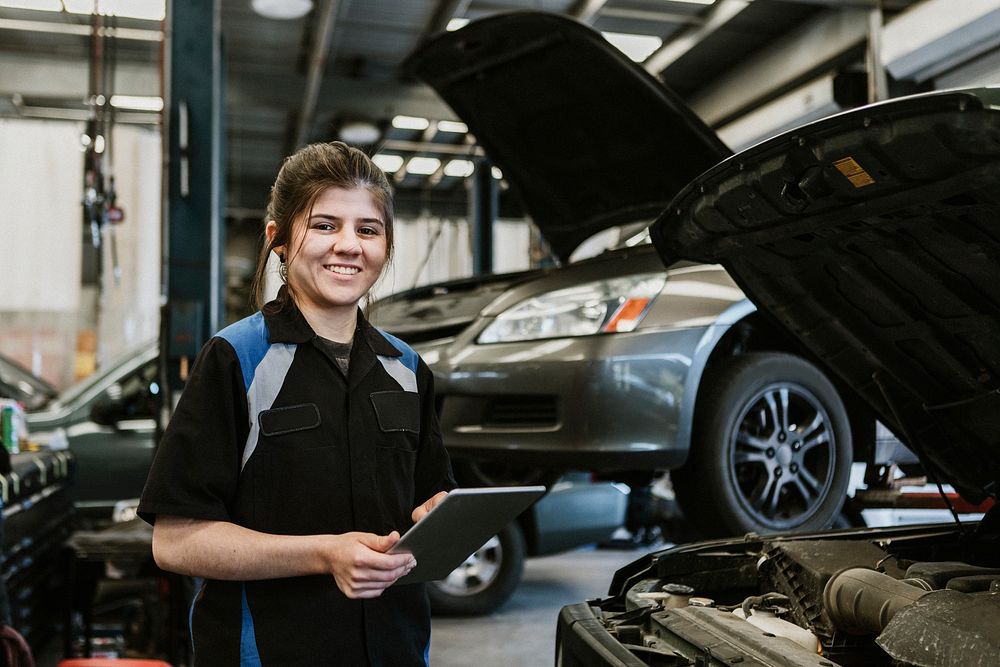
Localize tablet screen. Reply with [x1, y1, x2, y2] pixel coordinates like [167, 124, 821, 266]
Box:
[391, 486, 546, 584]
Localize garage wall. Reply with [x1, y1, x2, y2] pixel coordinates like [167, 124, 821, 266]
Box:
[94, 125, 161, 365]
[0, 118, 160, 388]
[0, 118, 83, 388]
[373, 216, 531, 300]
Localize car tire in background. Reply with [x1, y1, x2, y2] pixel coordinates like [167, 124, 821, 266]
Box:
[675, 352, 853, 538]
[427, 521, 526, 616]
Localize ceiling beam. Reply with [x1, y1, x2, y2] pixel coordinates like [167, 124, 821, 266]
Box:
[643, 0, 750, 75]
[0, 17, 161, 41]
[0, 51, 158, 97]
[293, 0, 344, 148]
[423, 0, 471, 37]
[569, 0, 608, 24]
[380, 139, 484, 157]
[600, 7, 704, 25]
[882, 0, 1000, 82]
[688, 7, 869, 126]
[229, 75, 455, 122]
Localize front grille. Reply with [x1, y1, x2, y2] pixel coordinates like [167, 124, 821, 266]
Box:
[483, 395, 558, 427]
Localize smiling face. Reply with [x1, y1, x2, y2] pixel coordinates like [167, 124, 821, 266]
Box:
[268, 186, 388, 330]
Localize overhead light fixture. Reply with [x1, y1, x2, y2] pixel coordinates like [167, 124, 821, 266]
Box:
[64, 0, 166, 20]
[0, 0, 60, 11]
[109, 95, 163, 111]
[436, 120, 468, 134]
[251, 0, 312, 20]
[446, 18, 469, 31]
[338, 120, 381, 144]
[602, 32, 663, 62]
[491, 166, 503, 180]
[392, 115, 430, 131]
[372, 154, 404, 173]
[444, 159, 475, 178]
[406, 157, 441, 175]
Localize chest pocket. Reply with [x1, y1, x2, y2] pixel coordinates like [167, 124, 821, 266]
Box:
[259, 403, 321, 437]
[370, 391, 419, 437]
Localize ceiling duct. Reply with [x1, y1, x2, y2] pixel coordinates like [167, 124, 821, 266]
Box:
[882, 0, 1000, 83]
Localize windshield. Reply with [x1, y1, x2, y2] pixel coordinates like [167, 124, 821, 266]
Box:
[56, 342, 157, 406]
[568, 222, 651, 263]
[0, 354, 57, 411]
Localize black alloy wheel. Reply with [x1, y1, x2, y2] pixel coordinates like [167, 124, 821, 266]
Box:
[674, 352, 853, 537]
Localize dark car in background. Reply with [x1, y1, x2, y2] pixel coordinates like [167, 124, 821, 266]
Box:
[21, 342, 159, 522]
[555, 86, 1000, 667]
[374, 11, 881, 542]
[0, 353, 57, 412]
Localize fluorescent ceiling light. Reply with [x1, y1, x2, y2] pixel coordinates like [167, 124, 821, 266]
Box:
[491, 166, 503, 180]
[446, 18, 469, 31]
[372, 154, 404, 173]
[406, 157, 441, 175]
[110, 94, 162, 111]
[436, 120, 468, 134]
[251, 0, 312, 20]
[602, 31, 663, 62]
[338, 120, 380, 144]
[0, 1, 61, 11]
[444, 159, 474, 178]
[63, 0, 165, 20]
[392, 115, 430, 131]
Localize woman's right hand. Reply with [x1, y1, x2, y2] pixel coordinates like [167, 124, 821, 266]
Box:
[323, 531, 417, 598]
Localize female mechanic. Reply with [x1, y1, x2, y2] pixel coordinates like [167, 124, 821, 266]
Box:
[139, 141, 455, 666]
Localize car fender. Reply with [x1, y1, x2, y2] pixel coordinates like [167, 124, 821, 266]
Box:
[673, 299, 758, 461]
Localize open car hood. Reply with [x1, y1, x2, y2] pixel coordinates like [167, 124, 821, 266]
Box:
[406, 12, 730, 262]
[651, 87, 1000, 501]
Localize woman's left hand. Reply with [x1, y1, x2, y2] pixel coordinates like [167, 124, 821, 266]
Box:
[411, 491, 449, 523]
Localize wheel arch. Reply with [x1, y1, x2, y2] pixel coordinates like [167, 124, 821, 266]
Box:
[679, 306, 875, 466]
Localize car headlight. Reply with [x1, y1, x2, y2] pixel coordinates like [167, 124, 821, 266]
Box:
[477, 273, 666, 343]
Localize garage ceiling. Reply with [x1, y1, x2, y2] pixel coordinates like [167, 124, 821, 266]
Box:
[0, 0, 923, 220]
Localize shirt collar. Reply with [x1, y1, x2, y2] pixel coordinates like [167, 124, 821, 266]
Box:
[263, 288, 401, 358]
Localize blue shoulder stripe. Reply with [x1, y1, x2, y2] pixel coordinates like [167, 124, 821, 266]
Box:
[376, 327, 419, 375]
[216, 312, 270, 392]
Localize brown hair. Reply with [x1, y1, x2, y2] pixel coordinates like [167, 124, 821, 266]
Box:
[251, 141, 395, 311]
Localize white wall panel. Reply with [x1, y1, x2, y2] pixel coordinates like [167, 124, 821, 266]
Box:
[0, 118, 82, 312]
[0, 118, 160, 386]
[95, 125, 162, 364]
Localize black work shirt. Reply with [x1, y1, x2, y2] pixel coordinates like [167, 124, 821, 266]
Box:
[138, 297, 455, 666]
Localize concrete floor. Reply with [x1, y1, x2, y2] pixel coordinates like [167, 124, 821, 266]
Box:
[429, 543, 657, 667]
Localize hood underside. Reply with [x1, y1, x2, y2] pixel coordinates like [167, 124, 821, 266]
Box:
[651, 88, 1000, 500]
[407, 11, 730, 262]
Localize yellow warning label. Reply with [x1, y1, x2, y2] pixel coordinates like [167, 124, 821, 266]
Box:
[833, 156, 875, 188]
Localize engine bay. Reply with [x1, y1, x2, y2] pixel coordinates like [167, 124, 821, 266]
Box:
[584, 516, 1000, 667]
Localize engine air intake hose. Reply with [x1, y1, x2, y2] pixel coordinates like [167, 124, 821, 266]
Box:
[822, 567, 931, 635]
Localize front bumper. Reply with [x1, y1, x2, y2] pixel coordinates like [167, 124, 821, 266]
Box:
[556, 602, 651, 667]
[433, 326, 708, 471]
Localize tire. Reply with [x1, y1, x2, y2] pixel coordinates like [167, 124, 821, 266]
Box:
[427, 521, 526, 616]
[675, 352, 853, 537]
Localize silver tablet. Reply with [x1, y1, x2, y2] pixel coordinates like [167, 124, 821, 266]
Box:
[391, 486, 546, 585]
